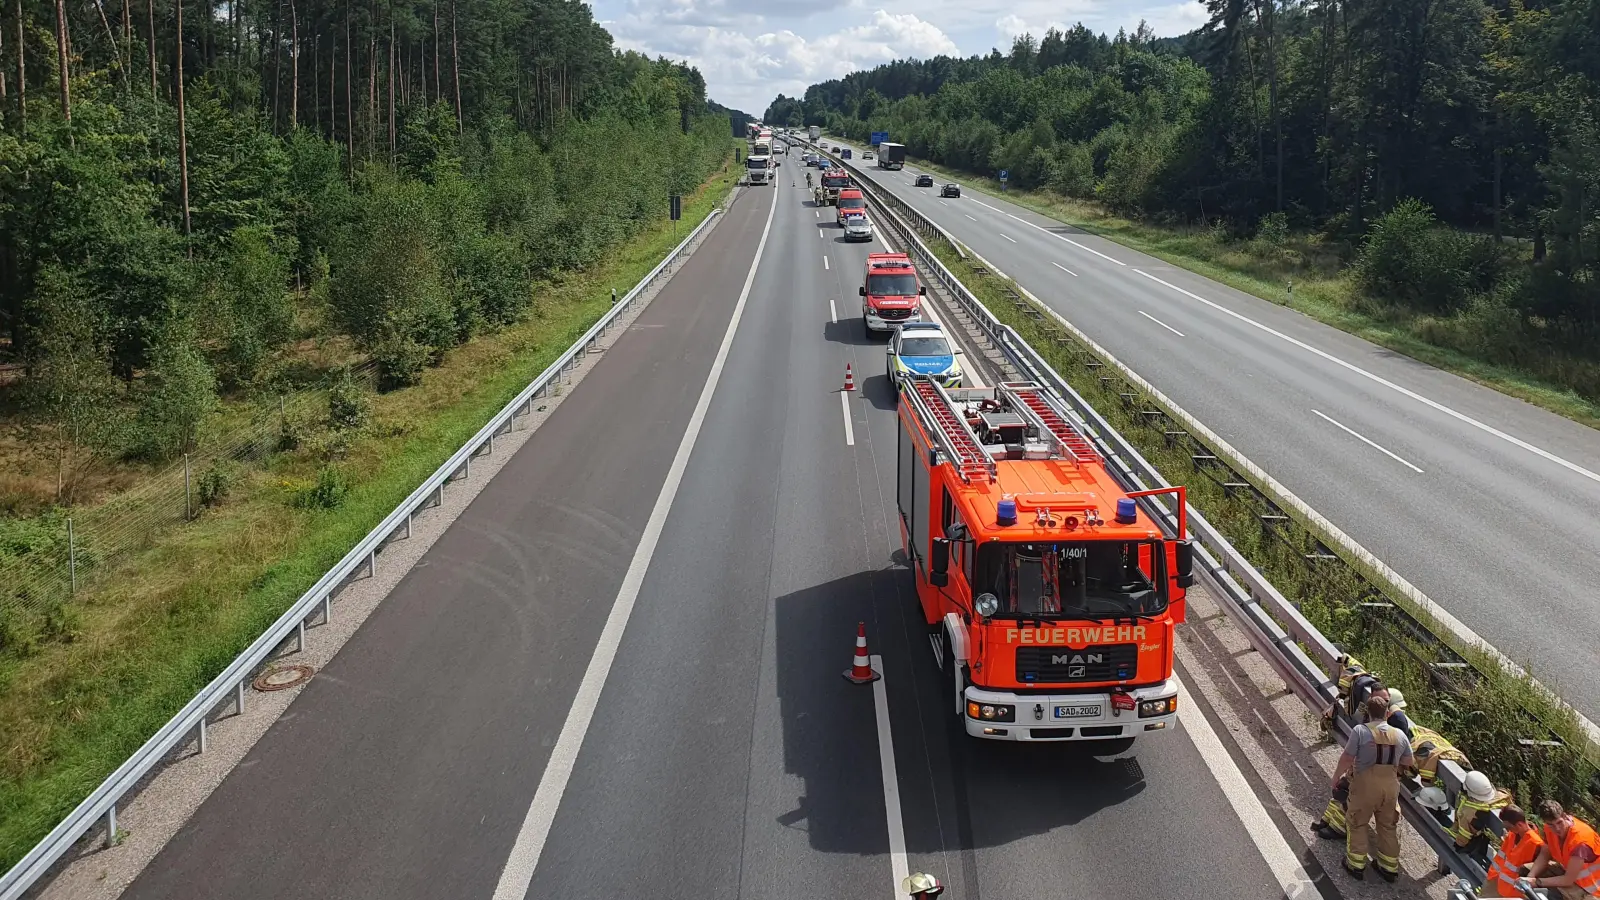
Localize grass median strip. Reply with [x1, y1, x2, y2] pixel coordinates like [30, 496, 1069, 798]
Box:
[916, 229, 1599, 817]
[0, 162, 740, 871]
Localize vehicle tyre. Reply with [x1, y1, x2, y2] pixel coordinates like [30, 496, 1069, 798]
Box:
[1090, 737, 1136, 757]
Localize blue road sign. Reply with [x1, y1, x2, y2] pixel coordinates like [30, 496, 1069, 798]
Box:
[999, 169, 1009, 181]
[870, 131, 889, 146]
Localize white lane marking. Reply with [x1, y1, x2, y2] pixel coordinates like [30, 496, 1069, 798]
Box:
[823, 255, 830, 270]
[490, 187, 780, 900]
[869, 654, 911, 892]
[970, 198, 1005, 215]
[818, 229, 823, 239]
[1172, 649, 1316, 898]
[964, 214, 976, 222]
[1000, 233, 1018, 244]
[1130, 268, 1600, 486]
[1006, 212, 1126, 266]
[829, 296, 838, 324]
[1138, 310, 1185, 337]
[1312, 409, 1424, 473]
[938, 200, 948, 206]
[1052, 262, 1078, 277]
[840, 391, 856, 446]
[815, 210, 819, 218]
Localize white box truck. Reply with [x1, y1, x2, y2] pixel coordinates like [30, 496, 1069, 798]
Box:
[809, 125, 821, 142]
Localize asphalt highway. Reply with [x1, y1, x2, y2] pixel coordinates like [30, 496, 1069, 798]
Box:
[822, 139, 1600, 719]
[121, 175, 1294, 899]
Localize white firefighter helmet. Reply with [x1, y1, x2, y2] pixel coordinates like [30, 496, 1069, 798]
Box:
[1416, 786, 1451, 811]
[902, 873, 945, 897]
[1387, 688, 1407, 710]
[1465, 770, 1496, 803]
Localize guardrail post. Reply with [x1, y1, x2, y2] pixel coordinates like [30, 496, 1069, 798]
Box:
[235, 679, 246, 716]
[196, 716, 208, 754]
[366, 550, 376, 579]
[405, 511, 414, 539]
[323, 592, 334, 624]
[296, 620, 306, 653]
[104, 804, 117, 848]
[463, 456, 472, 480]
[487, 435, 495, 455]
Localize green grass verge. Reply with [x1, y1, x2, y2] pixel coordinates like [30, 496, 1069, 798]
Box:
[0, 155, 741, 871]
[917, 227, 1598, 816]
[894, 153, 1600, 430]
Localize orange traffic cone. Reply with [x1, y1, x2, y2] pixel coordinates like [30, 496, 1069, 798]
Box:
[843, 363, 856, 392]
[843, 622, 880, 684]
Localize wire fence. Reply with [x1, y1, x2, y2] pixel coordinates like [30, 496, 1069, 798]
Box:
[0, 363, 379, 646]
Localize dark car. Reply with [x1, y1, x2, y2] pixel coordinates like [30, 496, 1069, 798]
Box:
[941, 183, 961, 198]
[915, 174, 934, 187]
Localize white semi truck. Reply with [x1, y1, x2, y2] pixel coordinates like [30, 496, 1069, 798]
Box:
[809, 125, 821, 141]
[745, 154, 773, 185]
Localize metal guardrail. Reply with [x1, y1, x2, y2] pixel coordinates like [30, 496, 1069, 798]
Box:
[0, 198, 730, 900]
[808, 139, 1499, 886]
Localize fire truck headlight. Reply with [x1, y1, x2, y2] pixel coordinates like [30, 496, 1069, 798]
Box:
[975, 593, 1000, 617]
[1139, 696, 1178, 718]
[967, 701, 1015, 722]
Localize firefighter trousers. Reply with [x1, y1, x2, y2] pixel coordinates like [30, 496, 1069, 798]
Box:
[1346, 766, 1401, 874]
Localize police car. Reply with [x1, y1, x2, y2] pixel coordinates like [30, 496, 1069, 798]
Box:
[886, 322, 962, 389]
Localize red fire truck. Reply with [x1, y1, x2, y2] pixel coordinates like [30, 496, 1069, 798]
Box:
[895, 377, 1194, 748]
[860, 253, 925, 333]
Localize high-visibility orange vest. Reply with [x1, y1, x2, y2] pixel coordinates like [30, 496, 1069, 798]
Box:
[1488, 828, 1543, 897]
[1542, 818, 1600, 896]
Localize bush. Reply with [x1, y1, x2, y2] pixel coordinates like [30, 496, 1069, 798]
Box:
[197, 462, 235, 508]
[327, 368, 371, 431]
[294, 466, 350, 509]
[1354, 199, 1505, 313]
[373, 327, 432, 391]
[1255, 211, 1290, 247]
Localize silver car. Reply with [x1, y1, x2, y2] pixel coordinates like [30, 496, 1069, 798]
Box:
[842, 215, 874, 242]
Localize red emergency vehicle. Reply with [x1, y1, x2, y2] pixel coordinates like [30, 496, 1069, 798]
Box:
[860, 253, 924, 333]
[835, 189, 867, 224]
[895, 377, 1193, 747]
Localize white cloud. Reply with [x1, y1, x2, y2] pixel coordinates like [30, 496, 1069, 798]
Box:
[607, 9, 959, 114]
[590, 0, 1209, 115]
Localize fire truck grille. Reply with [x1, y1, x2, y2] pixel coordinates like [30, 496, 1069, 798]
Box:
[876, 307, 914, 321]
[1016, 644, 1138, 683]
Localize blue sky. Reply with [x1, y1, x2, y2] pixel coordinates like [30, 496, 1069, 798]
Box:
[588, 0, 1211, 116]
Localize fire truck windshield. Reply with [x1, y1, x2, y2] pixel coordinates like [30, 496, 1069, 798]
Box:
[868, 273, 918, 295]
[974, 540, 1166, 619]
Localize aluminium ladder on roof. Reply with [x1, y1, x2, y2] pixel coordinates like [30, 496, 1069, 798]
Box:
[906, 377, 997, 484]
[997, 381, 1101, 464]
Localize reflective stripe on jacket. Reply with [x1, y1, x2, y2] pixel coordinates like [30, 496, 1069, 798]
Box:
[1488, 829, 1543, 897]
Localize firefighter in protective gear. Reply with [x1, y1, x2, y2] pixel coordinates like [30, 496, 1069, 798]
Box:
[1447, 770, 1511, 864]
[1409, 724, 1471, 788]
[1332, 695, 1413, 881]
[1526, 800, 1600, 899]
[1383, 688, 1415, 739]
[902, 873, 945, 898]
[1488, 805, 1545, 897]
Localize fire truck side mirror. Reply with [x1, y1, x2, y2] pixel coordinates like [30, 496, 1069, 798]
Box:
[859, 286, 867, 296]
[930, 538, 951, 586]
[1175, 539, 1195, 588]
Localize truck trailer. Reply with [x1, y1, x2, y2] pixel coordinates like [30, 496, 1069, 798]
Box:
[877, 142, 906, 170]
